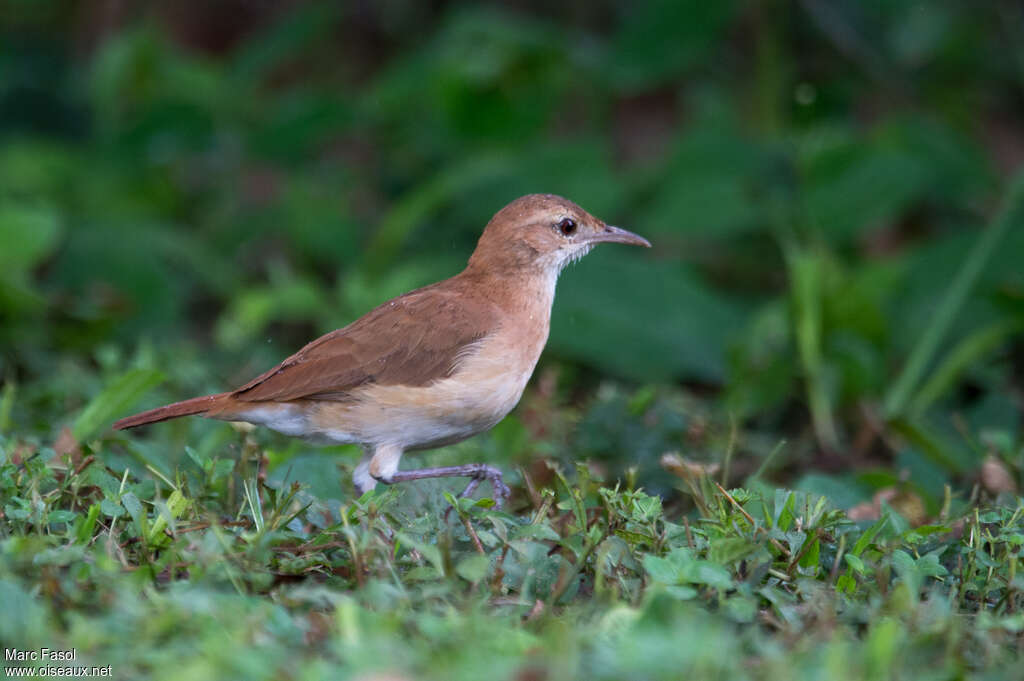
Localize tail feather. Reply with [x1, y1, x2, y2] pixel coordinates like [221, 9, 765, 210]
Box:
[113, 393, 230, 430]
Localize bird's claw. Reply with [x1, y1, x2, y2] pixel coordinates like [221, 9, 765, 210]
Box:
[484, 467, 511, 508]
[443, 465, 509, 521]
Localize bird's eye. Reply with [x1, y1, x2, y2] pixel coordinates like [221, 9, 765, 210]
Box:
[557, 217, 577, 236]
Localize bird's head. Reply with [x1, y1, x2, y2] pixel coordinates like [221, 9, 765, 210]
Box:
[468, 194, 650, 276]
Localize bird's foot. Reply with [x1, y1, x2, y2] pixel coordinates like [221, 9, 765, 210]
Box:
[384, 462, 510, 516]
[443, 464, 510, 521]
[478, 465, 511, 508]
[456, 464, 510, 507]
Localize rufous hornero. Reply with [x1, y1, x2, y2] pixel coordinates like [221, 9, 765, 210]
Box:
[114, 194, 651, 507]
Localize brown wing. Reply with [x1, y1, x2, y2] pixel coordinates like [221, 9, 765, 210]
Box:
[230, 280, 499, 403]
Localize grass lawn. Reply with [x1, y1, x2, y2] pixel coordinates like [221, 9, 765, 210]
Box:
[2, 387, 1022, 679]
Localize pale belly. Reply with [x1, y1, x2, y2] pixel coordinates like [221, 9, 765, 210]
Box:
[234, 332, 539, 450]
[310, 353, 533, 449]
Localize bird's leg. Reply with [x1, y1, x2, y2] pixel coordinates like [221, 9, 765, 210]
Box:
[352, 449, 378, 495]
[378, 463, 511, 508]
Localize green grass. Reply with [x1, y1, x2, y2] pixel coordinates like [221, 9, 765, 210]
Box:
[2, 402, 1022, 680]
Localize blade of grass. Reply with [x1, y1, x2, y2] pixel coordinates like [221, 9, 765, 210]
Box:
[244, 478, 265, 534]
[888, 418, 964, 473]
[783, 244, 839, 451]
[884, 171, 1024, 418]
[749, 439, 787, 483]
[908, 318, 1022, 417]
[73, 368, 165, 442]
[0, 380, 14, 434]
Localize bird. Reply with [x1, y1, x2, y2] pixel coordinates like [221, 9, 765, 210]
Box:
[113, 194, 651, 506]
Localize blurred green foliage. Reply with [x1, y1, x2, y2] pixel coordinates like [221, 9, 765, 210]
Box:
[2, 1, 1021, 424]
[2, 0, 1024, 677]
[4, 0, 1020, 500]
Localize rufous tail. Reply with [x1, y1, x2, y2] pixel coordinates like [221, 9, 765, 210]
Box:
[113, 393, 230, 430]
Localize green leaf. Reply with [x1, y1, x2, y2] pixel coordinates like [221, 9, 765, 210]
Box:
[643, 555, 683, 584]
[512, 524, 561, 542]
[611, 0, 737, 92]
[688, 562, 734, 590]
[148, 489, 189, 541]
[724, 595, 757, 623]
[885, 170, 1024, 418]
[803, 144, 932, 242]
[120, 492, 147, 538]
[0, 204, 61, 274]
[551, 250, 745, 383]
[615, 528, 658, 545]
[798, 538, 821, 570]
[903, 524, 951, 544]
[664, 585, 699, 600]
[645, 548, 734, 591]
[47, 510, 76, 525]
[99, 499, 123, 519]
[185, 446, 209, 470]
[0, 204, 61, 312]
[836, 573, 857, 594]
[72, 368, 165, 442]
[456, 554, 490, 583]
[775, 491, 796, 532]
[916, 551, 949, 579]
[891, 550, 917, 576]
[396, 532, 445, 577]
[74, 504, 101, 544]
[630, 492, 663, 523]
[852, 515, 889, 558]
[211, 459, 236, 483]
[709, 537, 759, 565]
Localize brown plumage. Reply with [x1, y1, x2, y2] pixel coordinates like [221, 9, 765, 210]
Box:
[114, 193, 650, 505]
[113, 393, 231, 429]
[232, 284, 500, 402]
[114, 284, 499, 426]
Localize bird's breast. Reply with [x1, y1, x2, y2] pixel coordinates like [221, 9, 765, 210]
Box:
[310, 320, 548, 449]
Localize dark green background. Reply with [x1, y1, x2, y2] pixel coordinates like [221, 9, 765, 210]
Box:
[1, 0, 1022, 504]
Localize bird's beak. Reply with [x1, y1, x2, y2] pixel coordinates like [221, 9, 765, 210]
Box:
[586, 224, 652, 248]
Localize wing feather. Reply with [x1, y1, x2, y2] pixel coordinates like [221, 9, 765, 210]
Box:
[230, 281, 498, 403]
